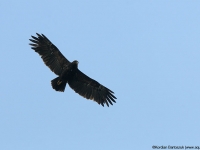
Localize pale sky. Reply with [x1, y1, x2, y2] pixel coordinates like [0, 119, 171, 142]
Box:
[1, 1, 200, 149]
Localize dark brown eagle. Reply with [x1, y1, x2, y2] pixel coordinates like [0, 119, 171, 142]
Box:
[29, 33, 116, 107]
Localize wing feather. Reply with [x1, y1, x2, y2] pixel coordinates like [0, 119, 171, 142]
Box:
[68, 69, 116, 107]
[29, 33, 70, 75]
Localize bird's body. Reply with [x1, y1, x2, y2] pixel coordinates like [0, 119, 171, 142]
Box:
[51, 60, 78, 92]
[29, 33, 116, 107]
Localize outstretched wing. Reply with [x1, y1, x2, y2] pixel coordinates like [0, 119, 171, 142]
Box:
[29, 33, 70, 75]
[68, 69, 116, 107]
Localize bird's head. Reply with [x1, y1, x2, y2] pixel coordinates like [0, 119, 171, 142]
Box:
[73, 60, 79, 64]
[72, 60, 79, 68]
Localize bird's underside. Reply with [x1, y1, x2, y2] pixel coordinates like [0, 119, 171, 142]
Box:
[29, 33, 116, 107]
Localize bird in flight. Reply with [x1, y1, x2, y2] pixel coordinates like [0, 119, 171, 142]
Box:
[29, 33, 116, 107]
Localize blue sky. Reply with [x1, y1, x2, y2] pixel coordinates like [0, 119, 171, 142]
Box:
[1, 1, 200, 149]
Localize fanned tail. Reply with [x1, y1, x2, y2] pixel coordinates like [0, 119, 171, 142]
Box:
[51, 77, 66, 92]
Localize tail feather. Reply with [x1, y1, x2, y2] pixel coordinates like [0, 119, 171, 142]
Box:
[51, 77, 67, 92]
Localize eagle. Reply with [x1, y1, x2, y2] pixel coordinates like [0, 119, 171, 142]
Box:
[29, 33, 116, 107]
